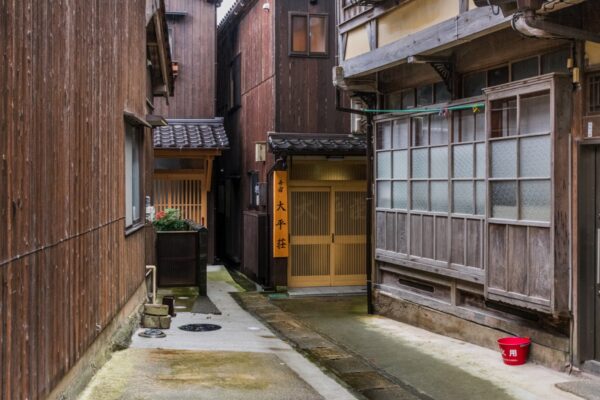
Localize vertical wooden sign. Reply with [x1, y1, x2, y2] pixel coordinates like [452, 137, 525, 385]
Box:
[273, 170, 289, 258]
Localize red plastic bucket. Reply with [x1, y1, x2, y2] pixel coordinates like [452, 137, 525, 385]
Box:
[497, 337, 531, 365]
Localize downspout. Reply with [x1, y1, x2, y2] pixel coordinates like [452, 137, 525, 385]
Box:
[336, 88, 374, 315]
[512, 8, 600, 43]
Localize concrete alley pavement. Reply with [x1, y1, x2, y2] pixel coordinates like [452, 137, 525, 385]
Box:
[78, 266, 356, 400]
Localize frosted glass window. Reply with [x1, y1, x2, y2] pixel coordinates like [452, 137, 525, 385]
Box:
[475, 143, 485, 178]
[377, 122, 392, 149]
[393, 119, 409, 149]
[520, 180, 551, 221]
[491, 140, 517, 178]
[412, 148, 429, 179]
[541, 49, 569, 74]
[291, 15, 308, 53]
[475, 111, 485, 141]
[430, 147, 448, 179]
[412, 182, 429, 211]
[453, 144, 473, 178]
[453, 181, 473, 214]
[125, 124, 141, 228]
[476, 181, 486, 215]
[491, 181, 517, 219]
[458, 111, 475, 142]
[430, 114, 449, 145]
[520, 136, 550, 177]
[377, 181, 392, 208]
[491, 98, 517, 137]
[393, 150, 408, 179]
[431, 181, 448, 212]
[520, 92, 550, 135]
[393, 181, 408, 209]
[402, 89, 415, 109]
[377, 152, 392, 179]
[309, 16, 327, 54]
[412, 117, 429, 147]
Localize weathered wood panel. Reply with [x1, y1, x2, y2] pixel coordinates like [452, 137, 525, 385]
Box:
[410, 214, 422, 257]
[466, 219, 481, 269]
[435, 216, 448, 262]
[0, 0, 153, 398]
[397, 213, 408, 254]
[529, 227, 552, 300]
[451, 218, 465, 265]
[385, 212, 396, 252]
[488, 224, 507, 290]
[155, 0, 216, 118]
[422, 215, 434, 259]
[507, 225, 528, 295]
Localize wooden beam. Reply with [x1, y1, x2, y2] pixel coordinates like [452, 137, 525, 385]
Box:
[205, 157, 214, 191]
[339, 6, 510, 78]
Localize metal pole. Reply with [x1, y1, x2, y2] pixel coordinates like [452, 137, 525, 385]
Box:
[365, 113, 374, 315]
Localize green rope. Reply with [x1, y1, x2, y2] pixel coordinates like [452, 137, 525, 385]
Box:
[362, 102, 485, 114]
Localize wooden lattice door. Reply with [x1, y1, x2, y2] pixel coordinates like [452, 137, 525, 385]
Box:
[154, 179, 203, 224]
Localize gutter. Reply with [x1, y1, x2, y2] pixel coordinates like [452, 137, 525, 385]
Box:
[513, 8, 600, 43]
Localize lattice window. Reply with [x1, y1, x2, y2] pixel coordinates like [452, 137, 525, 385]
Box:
[588, 73, 600, 114]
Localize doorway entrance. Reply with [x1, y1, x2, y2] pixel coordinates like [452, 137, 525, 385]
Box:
[578, 144, 600, 371]
[288, 186, 367, 288]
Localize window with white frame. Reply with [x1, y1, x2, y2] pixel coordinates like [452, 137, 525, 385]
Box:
[125, 123, 143, 229]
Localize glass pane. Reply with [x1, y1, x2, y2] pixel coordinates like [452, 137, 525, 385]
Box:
[491, 181, 517, 219]
[402, 89, 415, 109]
[431, 181, 448, 212]
[291, 15, 308, 53]
[491, 98, 517, 137]
[520, 92, 550, 135]
[393, 150, 408, 179]
[458, 110, 475, 142]
[453, 144, 473, 178]
[512, 57, 539, 81]
[417, 85, 433, 107]
[377, 181, 391, 208]
[392, 119, 409, 149]
[520, 135, 550, 177]
[377, 151, 392, 179]
[393, 181, 408, 209]
[430, 114, 449, 145]
[412, 116, 429, 147]
[453, 181, 474, 214]
[412, 148, 429, 179]
[412, 181, 429, 211]
[435, 81, 451, 103]
[430, 147, 448, 179]
[475, 143, 485, 178]
[385, 93, 402, 110]
[463, 71, 486, 98]
[520, 180, 551, 222]
[541, 49, 569, 74]
[376, 122, 392, 149]
[491, 139, 517, 178]
[309, 16, 327, 53]
[476, 180, 486, 215]
[475, 110, 485, 141]
[488, 66, 509, 87]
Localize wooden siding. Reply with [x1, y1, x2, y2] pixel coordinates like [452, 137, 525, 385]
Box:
[0, 1, 153, 398]
[155, 0, 216, 118]
[276, 0, 349, 134]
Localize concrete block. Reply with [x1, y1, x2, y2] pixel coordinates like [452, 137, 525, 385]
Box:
[144, 304, 169, 316]
[142, 315, 160, 329]
[159, 316, 171, 329]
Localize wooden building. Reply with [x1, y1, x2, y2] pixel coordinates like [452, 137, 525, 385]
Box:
[216, 0, 367, 288]
[0, 1, 174, 398]
[334, 0, 600, 372]
[151, 0, 228, 263]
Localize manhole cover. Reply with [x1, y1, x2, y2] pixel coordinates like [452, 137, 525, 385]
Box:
[179, 323, 222, 332]
[138, 329, 166, 338]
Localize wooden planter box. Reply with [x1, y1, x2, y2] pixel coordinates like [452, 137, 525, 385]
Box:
[156, 222, 207, 295]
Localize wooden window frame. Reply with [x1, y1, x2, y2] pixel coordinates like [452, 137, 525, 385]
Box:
[289, 12, 329, 58]
[124, 116, 146, 235]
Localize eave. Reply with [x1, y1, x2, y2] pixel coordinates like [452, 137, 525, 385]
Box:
[339, 6, 510, 79]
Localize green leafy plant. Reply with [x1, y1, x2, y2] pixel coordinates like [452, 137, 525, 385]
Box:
[152, 208, 189, 231]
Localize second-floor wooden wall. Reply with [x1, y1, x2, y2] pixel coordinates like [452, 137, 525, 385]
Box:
[155, 0, 217, 118]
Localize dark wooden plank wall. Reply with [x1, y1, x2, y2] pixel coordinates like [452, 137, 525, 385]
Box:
[0, 1, 150, 399]
[155, 0, 216, 118]
[276, 0, 349, 134]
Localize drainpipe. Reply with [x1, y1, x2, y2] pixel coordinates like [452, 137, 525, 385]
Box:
[512, 8, 600, 43]
[336, 88, 374, 315]
[146, 265, 157, 304]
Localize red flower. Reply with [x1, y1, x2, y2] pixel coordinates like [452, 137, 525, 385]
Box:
[156, 211, 166, 220]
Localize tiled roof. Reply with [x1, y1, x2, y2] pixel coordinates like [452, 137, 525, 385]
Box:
[153, 118, 229, 150]
[268, 133, 367, 156]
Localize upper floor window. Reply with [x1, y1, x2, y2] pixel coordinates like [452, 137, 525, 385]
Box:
[290, 13, 328, 57]
[125, 122, 143, 230]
